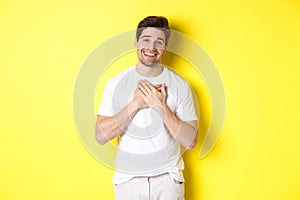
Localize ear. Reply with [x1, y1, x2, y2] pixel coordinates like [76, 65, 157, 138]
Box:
[163, 44, 168, 54]
[134, 39, 137, 48]
[162, 47, 167, 54]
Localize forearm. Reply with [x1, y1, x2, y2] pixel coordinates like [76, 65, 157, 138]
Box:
[95, 101, 140, 144]
[159, 105, 198, 149]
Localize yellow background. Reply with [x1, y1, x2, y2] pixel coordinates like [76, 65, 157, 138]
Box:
[1, 0, 300, 199]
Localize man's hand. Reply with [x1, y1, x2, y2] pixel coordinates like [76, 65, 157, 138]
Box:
[131, 88, 148, 109]
[131, 81, 165, 110]
[138, 80, 167, 113]
[134, 79, 198, 150]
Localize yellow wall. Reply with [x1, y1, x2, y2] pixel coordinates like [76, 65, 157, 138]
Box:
[1, 0, 300, 199]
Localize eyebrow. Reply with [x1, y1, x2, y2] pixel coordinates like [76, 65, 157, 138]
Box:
[141, 35, 165, 42]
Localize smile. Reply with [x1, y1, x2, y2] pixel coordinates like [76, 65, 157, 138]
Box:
[143, 51, 157, 58]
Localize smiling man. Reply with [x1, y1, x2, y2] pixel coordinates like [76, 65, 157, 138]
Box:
[95, 16, 198, 200]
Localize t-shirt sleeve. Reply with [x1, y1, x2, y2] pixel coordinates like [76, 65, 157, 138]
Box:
[97, 79, 115, 116]
[175, 82, 198, 122]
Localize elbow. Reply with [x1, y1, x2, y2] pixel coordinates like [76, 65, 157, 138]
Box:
[95, 132, 108, 145]
[186, 131, 198, 150]
[186, 141, 196, 150]
[95, 122, 109, 145]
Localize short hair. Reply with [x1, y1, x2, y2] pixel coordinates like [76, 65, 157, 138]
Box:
[136, 16, 170, 46]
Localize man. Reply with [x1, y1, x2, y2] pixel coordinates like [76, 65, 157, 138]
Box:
[95, 16, 198, 200]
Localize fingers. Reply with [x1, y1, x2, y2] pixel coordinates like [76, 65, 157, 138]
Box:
[138, 80, 161, 91]
[138, 84, 147, 96]
[137, 80, 167, 98]
[154, 84, 163, 90]
[161, 83, 166, 97]
[141, 80, 155, 92]
[138, 80, 154, 97]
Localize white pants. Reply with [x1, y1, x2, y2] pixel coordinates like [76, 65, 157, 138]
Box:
[114, 173, 184, 200]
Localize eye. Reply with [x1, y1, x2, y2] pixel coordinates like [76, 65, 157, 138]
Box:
[142, 38, 150, 42]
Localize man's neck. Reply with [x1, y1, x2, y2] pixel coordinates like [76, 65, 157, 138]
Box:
[135, 63, 164, 77]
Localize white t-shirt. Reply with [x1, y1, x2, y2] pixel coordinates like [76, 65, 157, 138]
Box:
[97, 66, 198, 184]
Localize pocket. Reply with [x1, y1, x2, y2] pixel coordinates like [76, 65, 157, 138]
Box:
[168, 176, 185, 199]
[172, 178, 184, 185]
[168, 175, 184, 185]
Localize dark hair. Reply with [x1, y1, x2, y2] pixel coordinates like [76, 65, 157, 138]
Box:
[136, 16, 170, 45]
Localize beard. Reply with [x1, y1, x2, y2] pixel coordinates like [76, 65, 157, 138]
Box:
[137, 51, 161, 67]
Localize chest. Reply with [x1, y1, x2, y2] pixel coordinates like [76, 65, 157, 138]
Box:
[111, 78, 179, 113]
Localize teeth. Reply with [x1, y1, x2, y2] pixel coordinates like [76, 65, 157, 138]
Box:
[144, 52, 155, 56]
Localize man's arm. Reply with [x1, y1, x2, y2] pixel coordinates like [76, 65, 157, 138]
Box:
[138, 80, 198, 149]
[95, 88, 147, 145]
[161, 107, 198, 150]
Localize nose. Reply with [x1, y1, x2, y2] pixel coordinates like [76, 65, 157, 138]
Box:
[146, 41, 156, 50]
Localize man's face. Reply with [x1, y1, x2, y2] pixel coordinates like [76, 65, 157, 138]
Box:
[135, 27, 167, 67]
